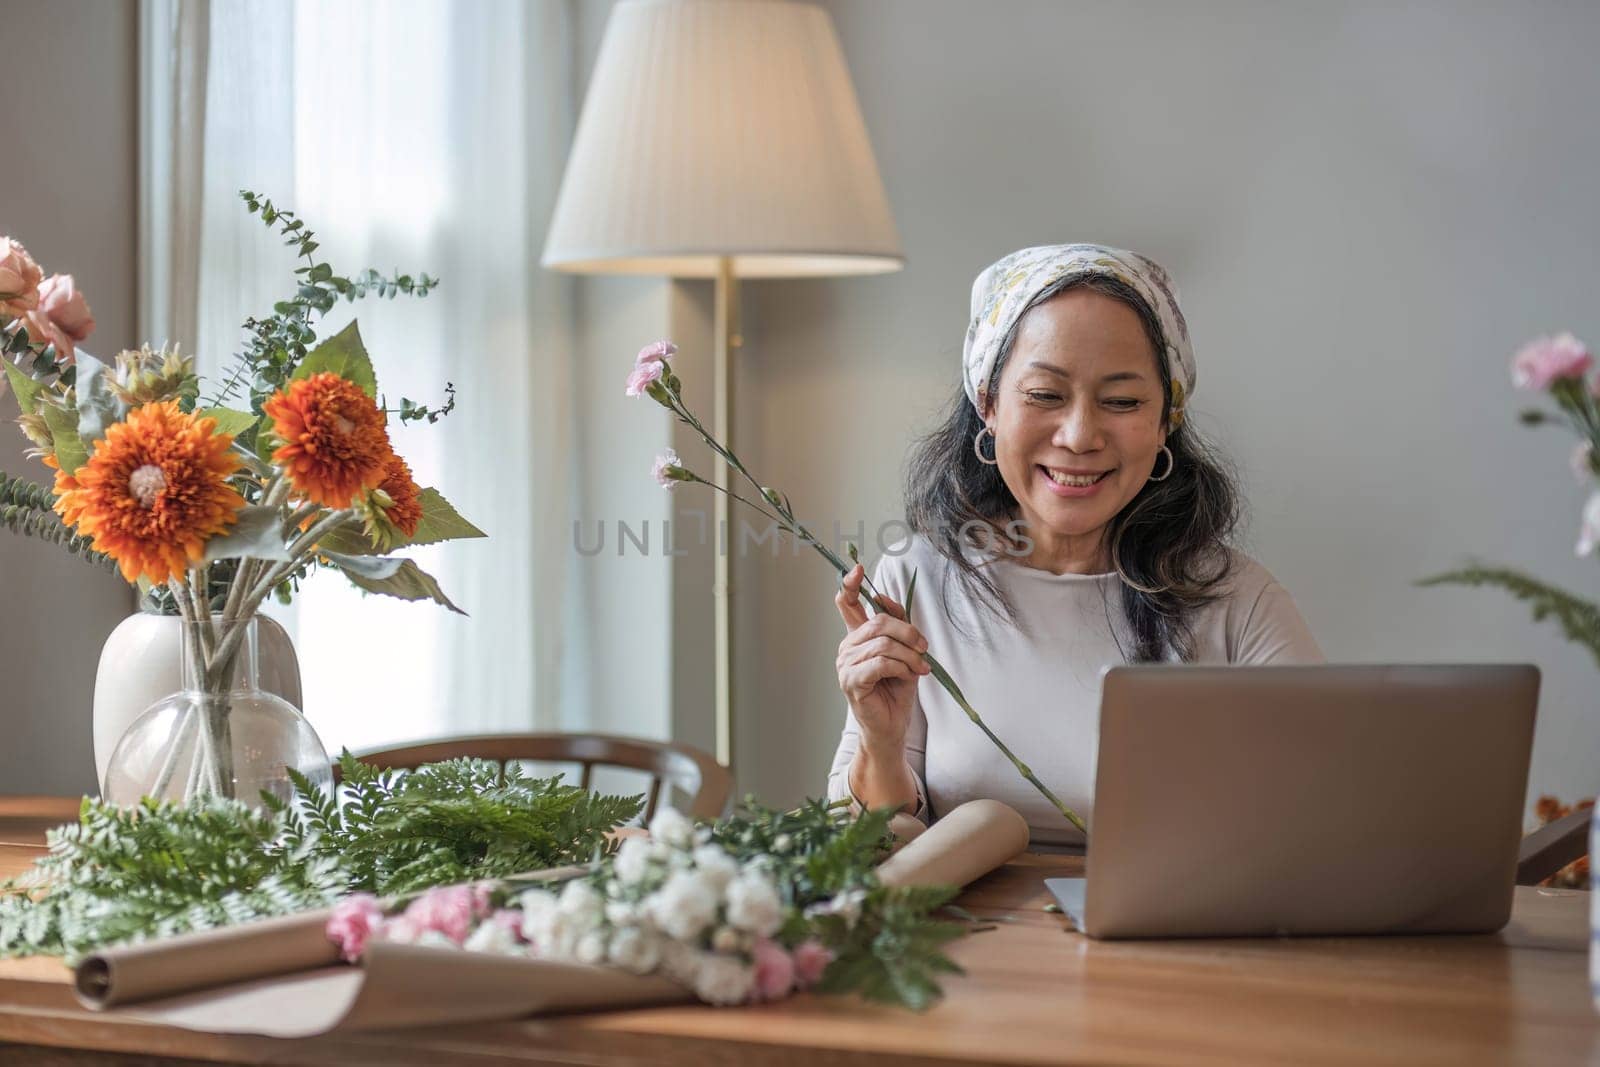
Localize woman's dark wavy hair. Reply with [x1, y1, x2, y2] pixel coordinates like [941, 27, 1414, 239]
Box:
[904, 273, 1241, 662]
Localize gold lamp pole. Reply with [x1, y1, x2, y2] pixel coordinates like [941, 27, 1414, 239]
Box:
[542, 0, 903, 772]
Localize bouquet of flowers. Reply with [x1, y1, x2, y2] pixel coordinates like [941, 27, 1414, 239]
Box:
[626, 342, 1087, 834]
[329, 800, 967, 1011]
[0, 192, 482, 801]
[1421, 332, 1600, 666]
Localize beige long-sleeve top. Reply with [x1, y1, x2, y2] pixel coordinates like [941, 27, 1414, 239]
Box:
[825, 535, 1323, 848]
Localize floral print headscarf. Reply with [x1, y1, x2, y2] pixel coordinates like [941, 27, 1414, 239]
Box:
[962, 243, 1196, 431]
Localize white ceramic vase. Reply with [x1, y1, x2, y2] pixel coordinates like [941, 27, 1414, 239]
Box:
[92, 612, 302, 792]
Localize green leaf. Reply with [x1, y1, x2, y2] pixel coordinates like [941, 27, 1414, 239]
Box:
[313, 524, 382, 556]
[4, 361, 44, 412]
[333, 555, 466, 615]
[397, 489, 485, 548]
[202, 506, 293, 563]
[290, 320, 377, 397]
[42, 404, 87, 475]
[195, 407, 259, 439]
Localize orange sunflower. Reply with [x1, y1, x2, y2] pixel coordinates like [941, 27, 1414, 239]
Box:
[263, 372, 391, 508]
[40, 453, 87, 527]
[53, 401, 245, 584]
[373, 449, 423, 539]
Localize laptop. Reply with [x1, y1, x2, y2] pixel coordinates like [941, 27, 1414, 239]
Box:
[1047, 664, 1539, 939]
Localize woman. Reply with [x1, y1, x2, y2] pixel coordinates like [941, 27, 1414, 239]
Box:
[826, 244, 1321, 847]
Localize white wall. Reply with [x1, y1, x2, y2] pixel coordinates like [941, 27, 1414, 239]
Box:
[0, 0, 140, 795]
[732, 0, 1600, 810]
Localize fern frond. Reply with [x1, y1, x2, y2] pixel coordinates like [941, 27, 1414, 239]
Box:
[1419, 563, 1600, 668]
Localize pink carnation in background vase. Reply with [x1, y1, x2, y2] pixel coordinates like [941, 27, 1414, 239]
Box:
[0, 238, 42, 317]
[326, 894, 386, 963]
[1512, 332, 1593, 391]
[625, 358, 665, 397]
[636, 340, 677, 366]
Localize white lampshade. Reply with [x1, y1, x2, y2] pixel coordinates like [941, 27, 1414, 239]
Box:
[543, 0, 903, 278]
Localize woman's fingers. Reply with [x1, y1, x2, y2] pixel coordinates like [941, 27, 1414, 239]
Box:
[835, 564, 870, 631]
[840, 633, 930, 678]
[846, 655, 914, 692]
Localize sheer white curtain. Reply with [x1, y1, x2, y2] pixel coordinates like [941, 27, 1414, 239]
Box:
[141, 0, 577, 753]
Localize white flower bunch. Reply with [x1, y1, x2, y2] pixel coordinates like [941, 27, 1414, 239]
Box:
[513, 807, 789, 1005]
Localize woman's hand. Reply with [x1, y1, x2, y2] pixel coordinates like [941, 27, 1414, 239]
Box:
[835, 563, 930, 754]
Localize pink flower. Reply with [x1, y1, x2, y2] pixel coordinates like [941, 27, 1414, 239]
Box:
[653, 448, 685, 490]
[636, 340, 678, 366]
[326, 893, 386, 963]
[791, 939, 833, 988]
[625, 358, 665, 397]
[401, 885, 479, 944]
[750, 938, 796, 1001]
[1511, 333, 1592, 391]
[0, 238, 43, 317]
[15, 308, 75, 362]
[37, 274, 94, 342]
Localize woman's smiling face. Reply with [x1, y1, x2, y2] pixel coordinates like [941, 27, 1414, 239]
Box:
[984, 286, 1168, 571]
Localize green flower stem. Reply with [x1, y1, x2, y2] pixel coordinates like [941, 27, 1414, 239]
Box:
[655, 367, 1088, 835]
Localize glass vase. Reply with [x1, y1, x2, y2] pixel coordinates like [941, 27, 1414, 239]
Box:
[102, 615, 332, 810]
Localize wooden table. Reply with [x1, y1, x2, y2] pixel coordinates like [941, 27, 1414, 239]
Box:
[1, 796, 1596, 1066]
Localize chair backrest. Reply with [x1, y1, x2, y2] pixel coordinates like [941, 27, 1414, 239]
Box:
[338, 732, 732, 821]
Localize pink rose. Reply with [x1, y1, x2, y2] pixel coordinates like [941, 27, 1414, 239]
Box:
[625, 358, 665, 397]
[750, 938, 796, 1001]
[791, 939, 833, 987]
[1511, 333, 1592, 391]
[0, 237, 43, 317]
[326, 893, 386, 963]
[636, 340, 678, 366]
[401, 885, 478, 944]
[37, 274, 94, 342]
[16, 307, 76, 362]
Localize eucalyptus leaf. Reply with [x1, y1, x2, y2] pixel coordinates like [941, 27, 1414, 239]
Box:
[42, 404, 87, 475]
[72, 353, 128, 446]
[4, 362, 43, 412]
[290, 321, 377, 397]
[335, 556, 465, 615]
[195, 407, 259, 439]
[202, 506, 293, 563]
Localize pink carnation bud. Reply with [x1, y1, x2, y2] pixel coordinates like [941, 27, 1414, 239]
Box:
[791, 939, 833, 987]
[653, 448, 686, 490]
[326, 893, 386, 963]
[636, 340, 678, 366]
[750, 937, 797, 1001]
[625, 358, 665, 397]
[1511, 333, 1592, 391]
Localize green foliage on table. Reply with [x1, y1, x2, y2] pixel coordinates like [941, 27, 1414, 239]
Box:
[1419, 564, 1600, 669]
[0, 756, 644, 962]
[708, 798, 967, 1012]
[271, 753, 643, 895]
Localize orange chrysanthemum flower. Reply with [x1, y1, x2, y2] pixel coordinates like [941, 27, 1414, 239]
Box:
[264, 373, 392, 508]
[41, 453, 87, 527]
[54, 401, 245, 584]
[375, 449, 423, 538]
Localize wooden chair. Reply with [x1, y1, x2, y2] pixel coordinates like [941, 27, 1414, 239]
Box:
[336, 732, 732, 821]
[1516, 808, 1591, 886]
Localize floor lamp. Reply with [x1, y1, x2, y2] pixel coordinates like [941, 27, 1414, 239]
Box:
[542, 0, 903, 770]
